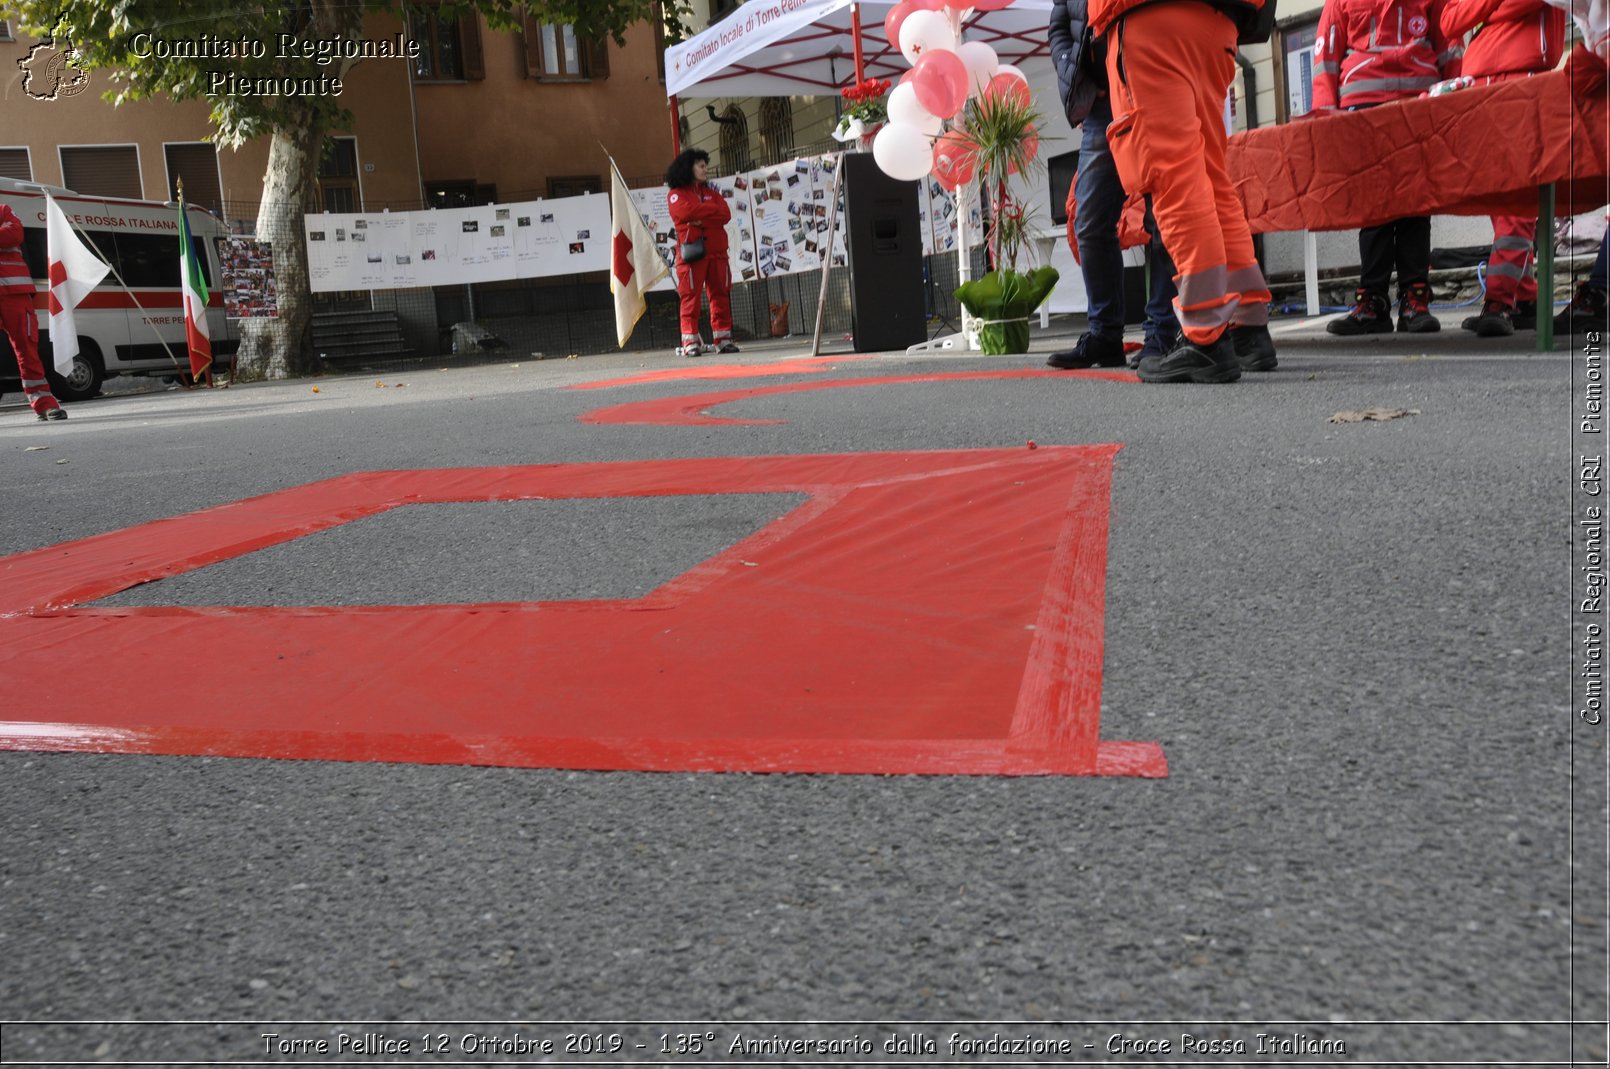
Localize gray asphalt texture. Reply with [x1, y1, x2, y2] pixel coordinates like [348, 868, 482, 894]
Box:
[0, 317, 1605, 1066]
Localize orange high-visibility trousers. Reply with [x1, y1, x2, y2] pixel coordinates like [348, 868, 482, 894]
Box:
[1103, 1, 1271, 345]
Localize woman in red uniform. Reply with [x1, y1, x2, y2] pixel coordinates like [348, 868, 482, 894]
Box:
[665, 149, 735, 358]
[1441, 0, 1566, 335]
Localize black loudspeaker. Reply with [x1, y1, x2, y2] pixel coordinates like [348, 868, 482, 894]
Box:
[843, 152, 926, 352]
[1048, 150, 1079, 227]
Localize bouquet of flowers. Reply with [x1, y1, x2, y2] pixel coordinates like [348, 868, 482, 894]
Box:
[833, 78, 892, 141]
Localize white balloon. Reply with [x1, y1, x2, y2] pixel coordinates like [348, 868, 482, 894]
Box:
[995, 62, 1030, 85]
[872, 121, 935, 182]
[955, 40, 999, 98]
[886, 81, 944, 136]
[898, 9, 958, 65]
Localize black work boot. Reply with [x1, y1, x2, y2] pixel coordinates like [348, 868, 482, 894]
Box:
[1136, 332, 1241, 384]
[1328, 289, 1393, 335]
[1470, 300, 1515, 337]
[1229, 324, 1277, 372]
[1397, 282, 1441, 333]
[1046, 331, 1126, 369]
[1555, 283, 1609, 336]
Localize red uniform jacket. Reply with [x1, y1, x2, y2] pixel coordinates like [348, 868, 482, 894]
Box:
[667, 183, 731, 265]
[1313, 0, 1462, 108]
[0, 204, 35, 296]
[1440, 0, 1565, 77]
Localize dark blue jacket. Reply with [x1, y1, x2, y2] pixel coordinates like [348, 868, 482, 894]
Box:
[1049, 0, 1105, 127]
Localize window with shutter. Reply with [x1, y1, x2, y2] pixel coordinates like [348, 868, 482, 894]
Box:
[459, 13, 484, 79]
[164, 143, 223, 212]
[318, 137, 361, 212]
[411, 5, 483, 80]
[60, 145, 142, 199]
[0, 148, 31, 181]
[718, 106, 751, 173]
[547, 175, 601, 198]
[525, 21, 608, 80]
[759, 98, 794, 166]
[426, 182, 497, 208]
[0, 19, 13, 40]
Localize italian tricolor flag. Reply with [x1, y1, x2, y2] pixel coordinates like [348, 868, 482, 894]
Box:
[177, 195, 212, 380]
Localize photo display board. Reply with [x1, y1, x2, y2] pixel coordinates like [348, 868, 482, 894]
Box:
[306, 194, 612, 292]
[216, 237, 279, 319]
[308, 157, 981, 294]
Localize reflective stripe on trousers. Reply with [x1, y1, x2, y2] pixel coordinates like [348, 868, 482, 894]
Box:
[1484, 218, 1538, 306]
[0, 293, 60, 415]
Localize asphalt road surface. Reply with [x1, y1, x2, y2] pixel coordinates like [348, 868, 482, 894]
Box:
[1, 319, 1604, 1067]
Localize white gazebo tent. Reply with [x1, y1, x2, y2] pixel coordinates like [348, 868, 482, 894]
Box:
[666, 0, 1054, 101]
[664, 0, 1062, 352]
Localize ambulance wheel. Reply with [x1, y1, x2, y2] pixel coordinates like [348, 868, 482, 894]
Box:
[46, 344, 103, 403]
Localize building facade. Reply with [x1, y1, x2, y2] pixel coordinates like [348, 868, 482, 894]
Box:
[0, 8, 676, 215]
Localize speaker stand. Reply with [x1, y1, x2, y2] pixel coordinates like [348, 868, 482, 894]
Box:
[904, 332, 968, 355]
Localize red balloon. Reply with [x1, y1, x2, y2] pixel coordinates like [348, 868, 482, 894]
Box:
[931, 129, 979, 191]
[899, 67, 916, 85]
[911, 49, 969, 119]
[883, 0, 916, 49]
[884, 0, 945, 47]
[984, 72, 1031, 108]
[1006, 123, 1039, 174]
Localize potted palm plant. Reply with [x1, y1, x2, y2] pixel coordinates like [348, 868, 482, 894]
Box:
[951, 83, 1059, 355]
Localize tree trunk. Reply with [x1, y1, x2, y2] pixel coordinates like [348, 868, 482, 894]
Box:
[237, 113, 324, 379]
[236, 0, 361, 379]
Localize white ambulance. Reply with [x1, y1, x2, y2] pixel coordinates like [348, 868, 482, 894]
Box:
[0, 177, 237, 402]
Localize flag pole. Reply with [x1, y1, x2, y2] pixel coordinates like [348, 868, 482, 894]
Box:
[175, 177, 214, 387]
[809, 154, 846, 357]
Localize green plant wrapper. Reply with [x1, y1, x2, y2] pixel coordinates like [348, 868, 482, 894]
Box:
[954, 266, 1061, 354]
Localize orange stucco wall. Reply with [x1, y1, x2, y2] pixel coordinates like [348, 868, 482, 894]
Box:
[411, 15, 677, 196]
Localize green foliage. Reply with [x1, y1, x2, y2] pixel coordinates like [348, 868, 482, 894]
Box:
[954, 84, 1050, 272]
[957, 87, 1042, 188]
[954, 265, 1060, 354]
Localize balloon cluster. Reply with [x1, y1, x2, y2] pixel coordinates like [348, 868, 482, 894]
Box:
[869, 0, 1035, 189]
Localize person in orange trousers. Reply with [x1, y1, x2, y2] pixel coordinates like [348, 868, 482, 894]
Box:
[1089, 0, 1276, 382]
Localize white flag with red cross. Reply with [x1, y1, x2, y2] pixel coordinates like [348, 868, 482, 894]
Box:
[44, 194, 110, 376]
[609, 157, 670, 348]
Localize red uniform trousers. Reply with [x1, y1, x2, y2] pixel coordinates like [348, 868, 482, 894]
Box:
[1475, 76, 1540, 310]
[1104, 2, 1271, 345]
[676, 255, 733, 349]
[0, 293, 60, 416]
[1484, 215, 1538, 309]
